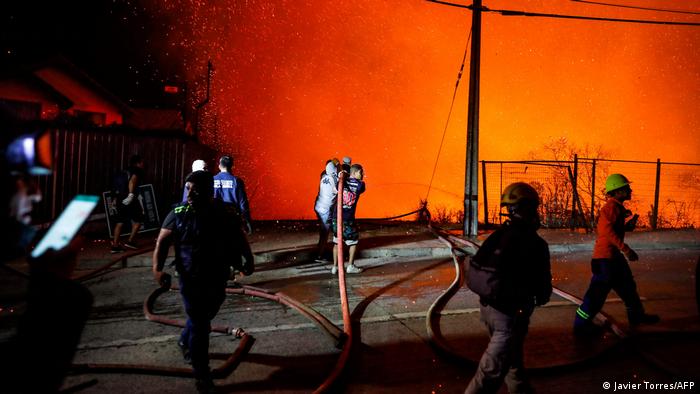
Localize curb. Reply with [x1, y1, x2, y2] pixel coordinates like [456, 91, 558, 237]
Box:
[77, 241, 700, 269]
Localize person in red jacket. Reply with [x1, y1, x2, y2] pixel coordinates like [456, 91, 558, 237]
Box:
[574, 174, 659, 336]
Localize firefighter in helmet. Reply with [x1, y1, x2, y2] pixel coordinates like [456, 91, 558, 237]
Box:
[574, 173, 659, 336]
[465, 182, 552, 394]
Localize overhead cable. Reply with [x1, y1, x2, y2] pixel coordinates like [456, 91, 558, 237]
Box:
[426, 28, 472, 202]
[425, 0, 700, 26]
[571, 0, 700, 16]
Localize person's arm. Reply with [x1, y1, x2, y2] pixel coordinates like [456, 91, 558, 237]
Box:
[599, 203, 630, 253]
[129, 173, 138, 193]
[236, 178, 252, 231]
[122, 173, 139, 205]
[535, 241, 552, 306]
[152, 228, 172, 285]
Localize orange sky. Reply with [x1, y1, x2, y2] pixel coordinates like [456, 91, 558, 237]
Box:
[144, 0, 700, 219]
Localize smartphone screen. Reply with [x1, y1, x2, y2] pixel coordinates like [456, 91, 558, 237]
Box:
[30, 195, 100, 258]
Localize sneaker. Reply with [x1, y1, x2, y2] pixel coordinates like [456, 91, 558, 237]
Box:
[110, 245, 124, 254]
[331, 265, 338, 275]
[178, 340, 191, 364]
[346, 264, 363, 274]
[123, 241, 139, 250]
[630, 313, 660, 326]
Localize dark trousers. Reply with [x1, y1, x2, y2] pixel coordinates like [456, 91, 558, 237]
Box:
[179, 276, 227, 380]
[465, 304, 534, 394]
[575, 254, 644, 326]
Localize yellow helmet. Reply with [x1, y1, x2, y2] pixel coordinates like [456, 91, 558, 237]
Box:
[605, 173, 631, 194]
[500, 182, 539, 207]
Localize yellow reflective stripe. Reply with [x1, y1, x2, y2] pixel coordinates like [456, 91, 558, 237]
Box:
[576, 308, 590, 320]
[173, 205, 192, 214]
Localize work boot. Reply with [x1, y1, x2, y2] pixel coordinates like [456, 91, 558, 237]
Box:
[629, 313, 660, 326]
[346, 264, 363, 274]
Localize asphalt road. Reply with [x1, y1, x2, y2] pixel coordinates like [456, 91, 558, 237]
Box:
[51, 248, 700, 393]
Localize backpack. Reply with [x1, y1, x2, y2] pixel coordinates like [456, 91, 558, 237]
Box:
[466, 228, 508, 300]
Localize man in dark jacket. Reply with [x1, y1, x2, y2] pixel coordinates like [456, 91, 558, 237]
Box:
[213, 155, 252, 234]
[152, 171, 253, 393]
[465, 182, 551, 394]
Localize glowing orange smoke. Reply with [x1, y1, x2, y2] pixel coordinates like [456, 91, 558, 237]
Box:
[140, 0, 700, 219]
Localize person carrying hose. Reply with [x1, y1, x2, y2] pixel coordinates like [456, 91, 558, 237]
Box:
[574, 173, 659, 336]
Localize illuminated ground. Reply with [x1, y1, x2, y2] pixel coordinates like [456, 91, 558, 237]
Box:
[2, 225, 699, 393]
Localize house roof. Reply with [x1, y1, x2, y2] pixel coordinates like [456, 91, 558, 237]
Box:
[29, 56, 134, 116]
[127, 107, 184, 131]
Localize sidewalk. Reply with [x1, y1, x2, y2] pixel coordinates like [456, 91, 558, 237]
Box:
[72, 222, 700, 270]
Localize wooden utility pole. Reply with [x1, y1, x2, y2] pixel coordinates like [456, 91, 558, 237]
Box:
[464, 0, 482, 237]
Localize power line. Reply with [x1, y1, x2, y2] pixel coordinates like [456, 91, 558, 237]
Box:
[425, 0, 700, 26]
[426, 0, 470, 11]
[571, 0, 700, 16]
[426, 28, 472, 202]
[492, 6, 700, 26]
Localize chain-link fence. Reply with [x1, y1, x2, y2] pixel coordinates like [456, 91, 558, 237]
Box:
[482, 158, 700, 230]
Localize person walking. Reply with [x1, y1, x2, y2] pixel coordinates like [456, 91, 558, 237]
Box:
[213, 155, 252, 234]
[465, 182, 551, 394]
[153, 171, 253, 393]
[110, 154, 145, 253]
[181, 159, 209, 202]
[574, 174, 659, 335]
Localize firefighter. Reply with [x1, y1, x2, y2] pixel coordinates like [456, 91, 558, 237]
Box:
[465, 182, 552, 394]
[574, 173, 659, 336]
[153, 170, 253, 393]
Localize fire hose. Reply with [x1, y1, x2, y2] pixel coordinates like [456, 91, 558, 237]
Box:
[68, 259, 348, 386]
[3, 202, 696, 387]
[67, 175, 354, 391]
[424, 221, 698, 378]
[314, 170, 354, 393]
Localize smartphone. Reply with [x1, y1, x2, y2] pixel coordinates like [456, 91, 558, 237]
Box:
[30, 195, 100, 258]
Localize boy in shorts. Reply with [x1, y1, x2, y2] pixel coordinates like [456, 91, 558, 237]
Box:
[331, 164, 365, 274]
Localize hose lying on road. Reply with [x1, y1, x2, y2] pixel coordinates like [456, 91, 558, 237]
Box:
[72, 273, 347, 381]
[425, 222, 631, 374]
[425, 221, 700, 378]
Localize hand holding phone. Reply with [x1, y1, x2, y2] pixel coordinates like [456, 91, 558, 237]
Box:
[31, 195, 99, 258]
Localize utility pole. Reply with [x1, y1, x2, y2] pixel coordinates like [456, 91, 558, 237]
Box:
[194, 60, 213, 140]
[464, 0, 482, 237]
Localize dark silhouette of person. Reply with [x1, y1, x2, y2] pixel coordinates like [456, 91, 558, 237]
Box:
[152, 170, 253, 393]
[0, 135, 93, 393]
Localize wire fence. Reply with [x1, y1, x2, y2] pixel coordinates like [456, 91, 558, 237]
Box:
[482, 157, 700, 230]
